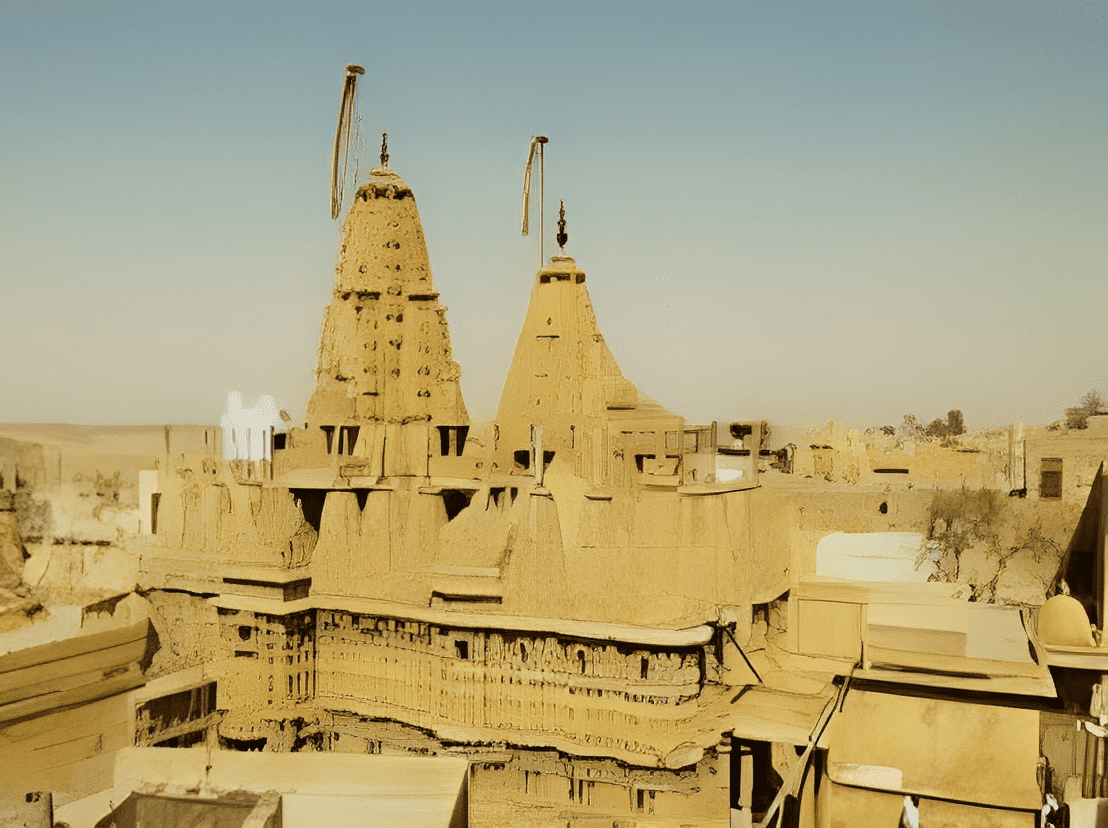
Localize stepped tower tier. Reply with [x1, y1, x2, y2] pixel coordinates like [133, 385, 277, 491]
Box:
[306, 166, 468, 476]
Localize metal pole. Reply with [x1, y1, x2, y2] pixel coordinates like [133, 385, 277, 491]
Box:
[539, 141, 544, 265]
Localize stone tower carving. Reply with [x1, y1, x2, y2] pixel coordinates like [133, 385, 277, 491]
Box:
[307, 166, 468, 476]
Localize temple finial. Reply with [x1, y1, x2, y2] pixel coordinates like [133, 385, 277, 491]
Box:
[556, 200, 568, 251]
[380, 133, 389, 168]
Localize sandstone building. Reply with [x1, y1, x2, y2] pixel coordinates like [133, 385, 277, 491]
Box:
[2, 150, 1108, 828]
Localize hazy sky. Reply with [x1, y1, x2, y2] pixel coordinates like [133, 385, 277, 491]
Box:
[1, 1, 1105, 431]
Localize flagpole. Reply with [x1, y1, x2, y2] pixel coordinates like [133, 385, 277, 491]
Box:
[522, 136, 549, 267]
[539, 139, 546, 265]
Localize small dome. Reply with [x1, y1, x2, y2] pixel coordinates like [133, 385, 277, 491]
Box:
[1037, 595, 1096, 647]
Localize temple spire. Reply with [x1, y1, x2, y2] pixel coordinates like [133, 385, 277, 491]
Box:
[556, 200, 568, 252]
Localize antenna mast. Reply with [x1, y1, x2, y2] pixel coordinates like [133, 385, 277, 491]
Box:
[331, 64, 366, 220]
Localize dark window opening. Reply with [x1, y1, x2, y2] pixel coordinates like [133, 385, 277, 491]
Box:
[873, 468, 910, 474]
[292, 490, 326, 534]
[751, 741, 784, 819]
[321, 425, 335, 454]
[729, 423, 754, 441]
[543, 450, 555, 471]
[635, 454, 648, 473]
[135, 681, 217, 746]
[879, 501, 888, 514]
[520, 642, 528, 663]
[577, 650, 586, 673]
[489, 487, 505, 510]
[339, 426, 360, 456]
[234, 650, 258, 659]
[150, 492, 160, 534]
[273, 433, 287, 451]
[514, 450, 531, 471]
[640, 656, 649, 680]
[221, 735, 267, 752]
[237, 625, 252, 641]
[437, 425, 470, 457]
[442, 489, 474, 521]
[1041, 458, 1063, 499]
[455, 640, 469, 660]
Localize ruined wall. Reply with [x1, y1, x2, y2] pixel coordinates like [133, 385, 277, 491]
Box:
[144, 590, 225, 678]
[792, 421, 1015, 489]
[0, 438, 53, 551]
[139, 458, 317, 586]
[1024, 422, 1108, 504]
[0, 492, 25, 590]
[789, 420, 1108, 511]
[0, 431, 150, 606]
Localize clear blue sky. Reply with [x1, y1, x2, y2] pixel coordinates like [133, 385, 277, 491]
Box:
[1, 1, 1105, 431]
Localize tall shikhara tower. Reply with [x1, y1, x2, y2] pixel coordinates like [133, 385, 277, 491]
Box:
[306, 165, 468, 477]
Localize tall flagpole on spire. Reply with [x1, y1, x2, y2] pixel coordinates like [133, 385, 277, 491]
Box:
[539, 138, 545, 265]
[331, 64, 366, 220]
[521, 136, 549, 265]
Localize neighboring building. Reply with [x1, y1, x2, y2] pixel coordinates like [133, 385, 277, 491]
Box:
[57, 748, 469, 828]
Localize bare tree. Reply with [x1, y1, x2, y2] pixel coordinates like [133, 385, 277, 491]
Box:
[1066, 390, 1105, 430]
